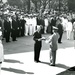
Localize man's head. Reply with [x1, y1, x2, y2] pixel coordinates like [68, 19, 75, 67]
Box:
[37, 25, 43, 32]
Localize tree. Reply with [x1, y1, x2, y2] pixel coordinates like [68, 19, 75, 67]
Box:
[32, 0, 43, 12]
[68, 0, 75, 12]
[27, 0, 30, 13]
[7, 0, 22, 8]
[7, 0, 69, 14]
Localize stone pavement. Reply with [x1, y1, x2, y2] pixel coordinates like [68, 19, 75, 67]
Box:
[1, 32, 75, 75]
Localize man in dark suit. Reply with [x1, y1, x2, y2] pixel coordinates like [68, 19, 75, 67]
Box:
[57, 19, 63, 43]
[50, 17, 54, 34]
[36, 16, 41, 26]
[36, 16, 41, 30]
[20, 16, 26, 36]
[41, 17, 45, 34]
[16, 17, 21, 37]
[4, 17, 11, 42]
[0, 17, 2, 28]
[33, 25, 45, 62]
[11, 16, 17, 41]
[50, 16, 56, 34]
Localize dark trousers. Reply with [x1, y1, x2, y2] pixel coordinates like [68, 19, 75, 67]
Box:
[17, 29, 21, 37]
[5, 31, 10, 42]
[11, 29, 17, 41]
[41, 26, 44, 34]
[58, 33, 63, 43]
[73, 31, 75, 40]
[51, 26, 53, 34]
[21, 28, 25, 36]
[34, 43, 41, 61]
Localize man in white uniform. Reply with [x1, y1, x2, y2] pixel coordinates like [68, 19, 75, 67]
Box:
[32, 16, 37, 34]
[44, 17, 48, 33]
[62, 17, 68, 31]
[24, 16, 29, 36]
[66, 20, 72, 40]
[29, 16, 33, 35]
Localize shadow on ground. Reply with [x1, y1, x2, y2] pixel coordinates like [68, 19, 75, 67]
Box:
[4, 59, 23, 64]
[2, 67, 34, 74]
[39, 61, 70, 69]
[56, 66, 75, 75]
[55, 63, 70, 69]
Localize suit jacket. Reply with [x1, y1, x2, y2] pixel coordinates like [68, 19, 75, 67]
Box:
[47, 32, 59, 51]
[57, 23, 63, 34]
[0, 20, 2, 28]
[33, 31, 42, 47]
[4, 20, 11, 32]
[37, 18, 41, 25]
[17, 19, 21, 29]
[20, 19, 26, 29]
[12, 19, 18, 30]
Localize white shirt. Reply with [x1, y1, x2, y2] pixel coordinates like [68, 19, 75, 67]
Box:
[62, 18, 68, 28]
[66, 21, 72, 31]
[45, 18, 48, 26]
[24, 17, 29, 26]
[32, 17, 37, 26]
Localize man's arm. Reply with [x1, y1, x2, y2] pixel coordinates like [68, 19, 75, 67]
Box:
[45, 35, 53, 43]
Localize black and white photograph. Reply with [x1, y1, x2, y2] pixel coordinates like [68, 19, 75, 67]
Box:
[0, 0, 75, 75]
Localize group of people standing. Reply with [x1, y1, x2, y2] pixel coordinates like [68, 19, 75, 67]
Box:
[33, 14, 75, 66]
[0, 13, 75, 43]
[0, 13, 75, 70]
[0, 14, 64, 43]
[0, 15, 26, 43]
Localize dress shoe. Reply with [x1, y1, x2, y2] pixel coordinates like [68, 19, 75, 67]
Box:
[50, 64, 55, 66]
[13, 40, 17, 41]
[15, 40, 17, 41]
[37, 60, 41, 62]
[0, 62, 2, 64]
[34, 60, 41, 63]
[58, 42, 62, 44]
[8, 41, 11, 42]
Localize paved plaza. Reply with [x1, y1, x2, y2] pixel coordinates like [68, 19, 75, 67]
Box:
[1, 32, 75, 75]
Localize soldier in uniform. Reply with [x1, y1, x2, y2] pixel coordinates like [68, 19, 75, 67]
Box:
[45, 26, 59, 66]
